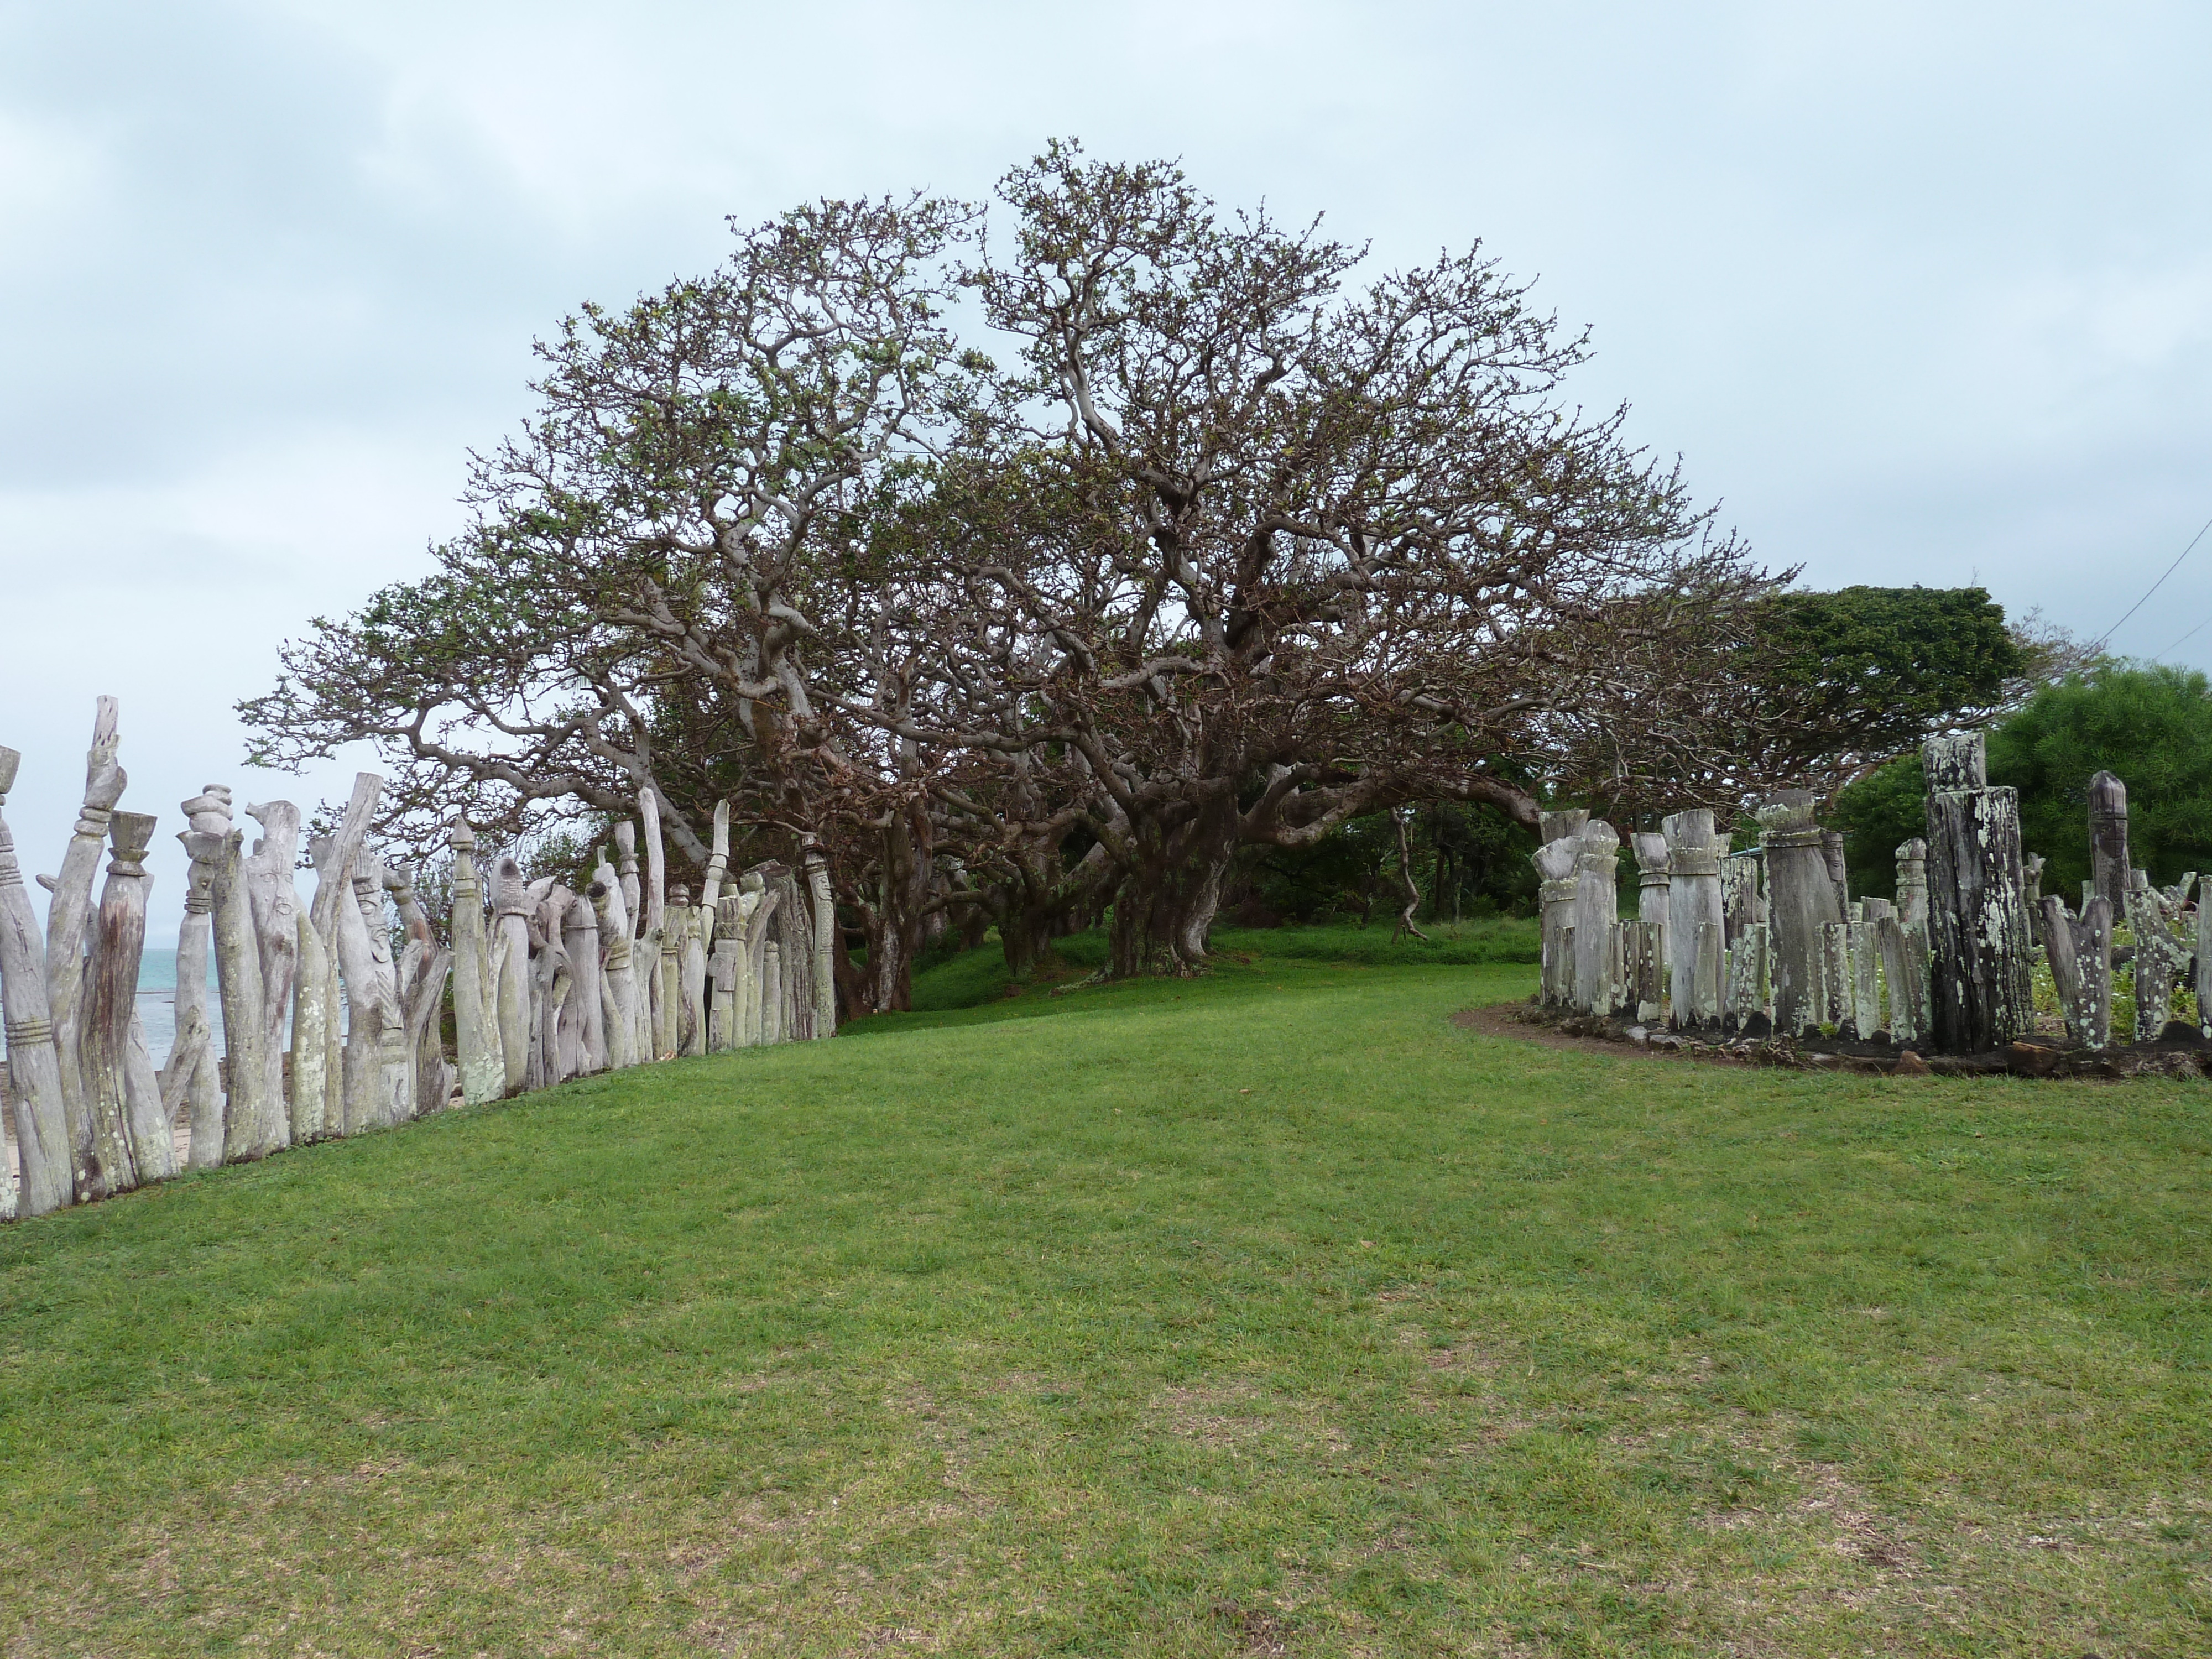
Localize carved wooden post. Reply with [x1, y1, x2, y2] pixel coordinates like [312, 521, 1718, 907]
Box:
[674, 884, 707, 1058]
[358, 855, 411, 1125]
[1569, 822, 1621, 1015]
[774, 867, 815, 1040]
[762, 941, 784, 1044]
[0, 748, 70, 1215]
[1819, 830, 1850, 920]
[589, 857, 638, 1071]
[804, 841, 837, 1039]
[2089, 771, 2131, 917]
[300, 774, 380, 1134]
[242, 801, 301, 1144]
[45, 697, 127, 1183]
[446, 823, 502, 1104]
[564, 890, 605, 1076]
[710, 922, 741, 1053]
[1816, 922, 1851, 1035]
[1630, 833, 1669, 1022]
[1662, 810, 1724, 1029]
[168, 828, 222, 1167]
[1852, 900, 1890, 1038]
[639, 792, 672, 1062]
[1538, 808, 1588, 846]
[1895, 839, 1929, 937]
[385, 863, 451, 1116]
[738, 871, 775, 1046]
[79, 810, 166, 1198]
[491, 856, 532, 1097]
[656, 885, 684, 1062]
[1873, 916, 1929, 1048]
[2022, 853, 2044, 946]
[1756, 791, 1845, 1036]
[1531, 839, 1580, 1007]
[1922, 733, 2034, 1052]
[183, 792, 279, 1162]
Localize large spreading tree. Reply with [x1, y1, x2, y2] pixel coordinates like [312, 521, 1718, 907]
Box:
[245, 145, 2052, 1005]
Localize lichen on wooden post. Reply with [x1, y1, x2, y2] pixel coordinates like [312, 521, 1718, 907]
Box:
[1921, 732, 2034, 1053]
[589, 864, 638, 1071]
[1874, 915, 1929, 1048]
[1755, 791, 1845, 1036]
[2125, 870, 2190, 1042]
[2041, 894, 2112, 1050]
[1661, 810, 1725, 1030]
[1720, 851, 1762, 947]
[1723, 922, 1767, 1035]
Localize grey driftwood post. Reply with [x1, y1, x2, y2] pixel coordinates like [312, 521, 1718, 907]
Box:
[738, 870, 775, 1046]
[2089, 770, 2131, 916]
[1532, 838, 1580, 1008]
[774, 865, 816, 1040]
[1922, 732, 2034, 1052]
[1820, 831, 1850, 919]
[674, 884, 707, 1058]
[0, 747, 72, 1215]
[1853, 899, 1892, 1038]
[1662, 810, 1724, 1029]
[1572, 821, 1622, 1016]
[1756, 791, 1845, 1037]
[386, 864, 451, 1116]
[447, 823, 503, 1104]
[640, 792, 672, 1062]
[2041, 895, 2113, 1049]
[2022, 853, 2044, 946]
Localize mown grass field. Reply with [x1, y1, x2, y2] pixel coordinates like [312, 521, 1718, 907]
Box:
[1, 932, 2208, 1656]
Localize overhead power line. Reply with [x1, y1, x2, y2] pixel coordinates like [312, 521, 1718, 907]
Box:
[2095, 513, 2212, 650]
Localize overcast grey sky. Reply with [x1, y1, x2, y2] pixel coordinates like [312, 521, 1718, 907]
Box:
[3, 0, 2207, 941]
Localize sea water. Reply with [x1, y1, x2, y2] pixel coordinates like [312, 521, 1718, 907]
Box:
[0, 948, 224, 1062]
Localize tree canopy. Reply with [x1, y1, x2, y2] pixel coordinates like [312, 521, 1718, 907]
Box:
[243, 144, 2063, 1009]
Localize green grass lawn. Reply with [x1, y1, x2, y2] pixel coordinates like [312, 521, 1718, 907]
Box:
[2, 937, 2209, 1655]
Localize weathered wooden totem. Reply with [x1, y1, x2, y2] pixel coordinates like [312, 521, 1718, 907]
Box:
[1662, 809, 1725, 1029]
[1531, 837, 1581, 1008]
[1755, 790, 1845, 1036]
[446, 822, 505, 1104]
[2088, 770, 2131, 916]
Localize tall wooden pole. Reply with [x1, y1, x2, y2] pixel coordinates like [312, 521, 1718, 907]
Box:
[2088, 770, 2131, 917]
[0, 748, 74, 1217]
[1922, 732, 2034, 1052]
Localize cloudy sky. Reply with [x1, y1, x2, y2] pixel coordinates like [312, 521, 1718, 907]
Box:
[2, 0, 2207, 941]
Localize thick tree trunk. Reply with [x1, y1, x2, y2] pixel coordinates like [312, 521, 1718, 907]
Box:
[1109, 798, 1237, 978]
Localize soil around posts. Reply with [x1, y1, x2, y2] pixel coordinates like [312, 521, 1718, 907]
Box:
[1458, 999, 2212, 1080]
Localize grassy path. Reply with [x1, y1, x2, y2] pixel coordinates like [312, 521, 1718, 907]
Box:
[2, 958, 2208, 1654]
